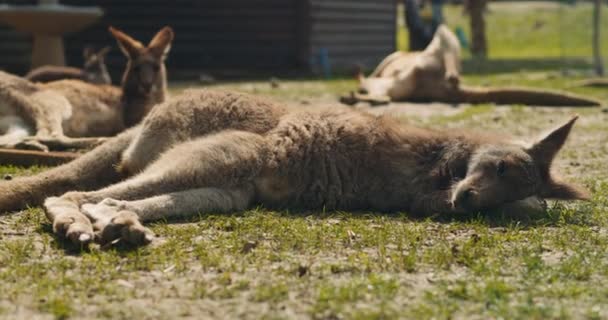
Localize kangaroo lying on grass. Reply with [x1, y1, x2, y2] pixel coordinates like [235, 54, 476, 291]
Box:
[0, 90, 588, 247]
[0, 26, 172, 152]
[25, 46, 112, 85]
[341, 25, 601, 107]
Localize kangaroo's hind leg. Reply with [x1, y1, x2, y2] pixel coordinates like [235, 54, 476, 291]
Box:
[44, 130, 268, 245]
[81, 186, 255, 246]
[18, 89, 104, 151]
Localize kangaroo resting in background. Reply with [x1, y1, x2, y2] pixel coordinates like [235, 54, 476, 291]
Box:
[0, 89, 588, 247]
[0, 26, 173, 152]
[25, 46, 112, 85]
[341, 25, 601, 107]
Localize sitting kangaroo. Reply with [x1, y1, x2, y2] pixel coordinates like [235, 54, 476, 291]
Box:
[25, 46, 112, 85]
[0, 90, 588, 247]
[0, 26, 173, 151]
[341, 25, 601, 107]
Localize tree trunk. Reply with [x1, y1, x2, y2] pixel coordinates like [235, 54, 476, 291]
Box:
[593, 0, 604, 76]
[467, 0, 487, 59]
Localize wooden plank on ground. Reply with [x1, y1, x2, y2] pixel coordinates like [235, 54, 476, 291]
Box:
[0, 148, 79, 167]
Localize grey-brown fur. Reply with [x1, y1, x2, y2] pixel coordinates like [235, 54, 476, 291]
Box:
[341, 25, 601, 107]
[25, 46, 112, 85]
[0, 89, 587, 247]
[0, 26, 173, 151]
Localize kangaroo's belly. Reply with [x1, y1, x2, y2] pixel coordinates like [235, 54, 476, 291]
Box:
[63, 104, 123, 137]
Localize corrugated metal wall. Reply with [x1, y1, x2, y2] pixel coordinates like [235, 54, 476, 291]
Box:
[0, 0, 397, 79]
[61, 0, 302, 81]
[308, 0, 397, 73]
[0, 0, 36, 75]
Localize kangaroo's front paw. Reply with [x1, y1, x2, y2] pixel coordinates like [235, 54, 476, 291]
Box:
[44, 197, 94, 245]
[112, 211, 154, 246]
[83, 204, 154, 246]
[446, 72, 460, 88]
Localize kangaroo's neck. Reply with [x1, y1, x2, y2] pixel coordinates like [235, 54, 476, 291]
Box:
[390, 128, 488, 184]
[120, 67, 168, 128]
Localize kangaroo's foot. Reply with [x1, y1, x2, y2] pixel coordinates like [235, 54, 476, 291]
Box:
[13, 139, 49, 152]
[81, 199, 154, 246]
[44, 197, 94, 245]
[38, 136, 108, 151]
[339, 92, 391, 106]
[339, 91, 359, 106]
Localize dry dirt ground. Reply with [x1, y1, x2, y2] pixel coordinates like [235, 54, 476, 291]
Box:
[0, 78, 607, 319]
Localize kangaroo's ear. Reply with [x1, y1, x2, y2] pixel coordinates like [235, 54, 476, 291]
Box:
[83, 45, 94, 59]
[97, 46, 111, 58]
[540, 177, 590, 200]
[109, 26, 144, 59]
[356, 70, 365, 84]
[148, 26, 174, 60]
[527, 116, 578, 176]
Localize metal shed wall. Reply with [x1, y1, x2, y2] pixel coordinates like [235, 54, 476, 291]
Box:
[308, 0, 397, 73]
[0, 1, 397, 79]
[0, 0, 36, 75]
[61, 0, 302, 81]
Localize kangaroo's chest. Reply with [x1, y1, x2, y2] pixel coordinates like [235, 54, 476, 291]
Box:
[252, 152, 370, 211]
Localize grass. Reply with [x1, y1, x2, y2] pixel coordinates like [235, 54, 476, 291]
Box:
[398, 2, 608, 60]
[2, 1, 608, 319]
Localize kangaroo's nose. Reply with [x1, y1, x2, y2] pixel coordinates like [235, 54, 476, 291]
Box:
[453, 188, 473, 209]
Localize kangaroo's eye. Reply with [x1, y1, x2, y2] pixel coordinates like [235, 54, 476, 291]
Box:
[497, 160, 506, 177]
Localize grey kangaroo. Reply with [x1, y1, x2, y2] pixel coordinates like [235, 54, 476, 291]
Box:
[25, 46, 112, 85]
[341, 25, 601, 107]
[0, 26, 173, 151]
[0, 90, 588, 247]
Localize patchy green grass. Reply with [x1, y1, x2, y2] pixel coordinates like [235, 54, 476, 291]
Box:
[2, 74, 607, 318]
[2, 2, 608, 319]
[399, 2, 608, 60]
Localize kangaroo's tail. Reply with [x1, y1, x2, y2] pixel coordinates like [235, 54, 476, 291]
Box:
[572, 78, 608, 88]
[454, 86, 601, 107]
[0, 126, 139, 213]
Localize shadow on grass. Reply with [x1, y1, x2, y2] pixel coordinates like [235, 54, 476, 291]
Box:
[42, 199, 600, 254]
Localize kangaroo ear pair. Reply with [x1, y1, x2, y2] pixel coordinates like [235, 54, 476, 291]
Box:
[109, 26, 174, 60]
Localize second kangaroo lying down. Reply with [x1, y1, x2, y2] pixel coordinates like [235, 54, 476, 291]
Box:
[0, 90, 588, 247]
[0, 26, 172, 151]
[341, 25, 601, 107]
[25, 46, 112, 85]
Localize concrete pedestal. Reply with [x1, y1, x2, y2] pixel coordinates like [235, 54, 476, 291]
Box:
[0, 2, 103, 67]
[32, 34, 66, 68]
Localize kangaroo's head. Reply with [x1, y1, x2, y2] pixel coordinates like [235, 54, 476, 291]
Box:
[450, 116, 589, 212]
[82, 46, 111, 85]
[109, 26, 174, 126]
[357, 74, 395, 98]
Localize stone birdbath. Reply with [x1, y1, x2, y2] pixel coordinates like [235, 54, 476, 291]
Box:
[0, 0, 103, 68]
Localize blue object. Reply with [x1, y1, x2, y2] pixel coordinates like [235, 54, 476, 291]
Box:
[319, 48, 331, 79]
[455, 26, 469, 50]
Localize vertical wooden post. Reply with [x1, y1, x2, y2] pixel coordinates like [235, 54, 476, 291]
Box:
[467, 0, 487, 59]
[593, 0, 604, 76]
